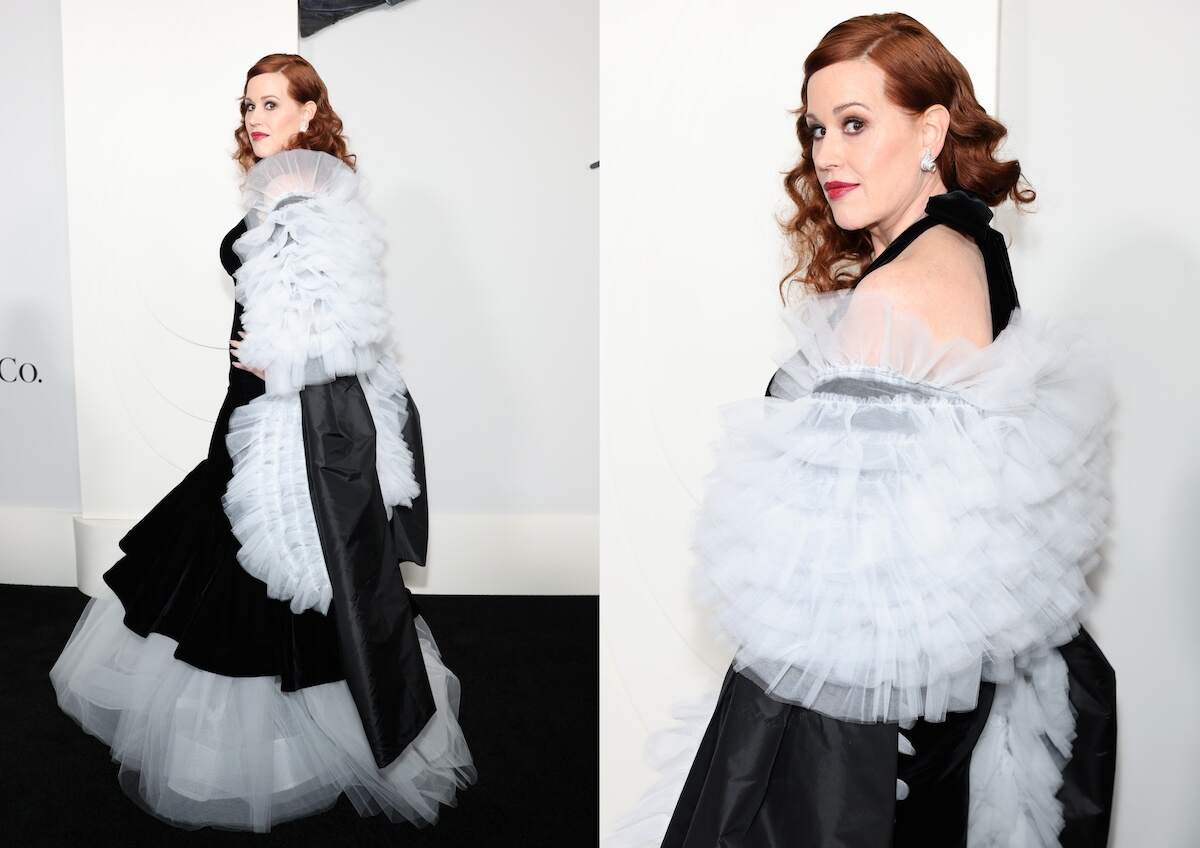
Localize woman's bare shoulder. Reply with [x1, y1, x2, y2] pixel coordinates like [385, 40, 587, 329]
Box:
[853, 226, 992, 347]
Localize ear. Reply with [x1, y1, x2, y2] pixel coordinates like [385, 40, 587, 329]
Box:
[304, 101, 318, 122]
[920, 104, 950, 156]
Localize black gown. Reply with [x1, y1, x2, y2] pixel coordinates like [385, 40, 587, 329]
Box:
[660, 191, 1117, 847]
[104, 216, 437, 764]
[50, 216, 473, 830]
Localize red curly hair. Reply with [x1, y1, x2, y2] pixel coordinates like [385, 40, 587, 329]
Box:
[780, 12, 1035, 300]
[232, 54, 357, 174]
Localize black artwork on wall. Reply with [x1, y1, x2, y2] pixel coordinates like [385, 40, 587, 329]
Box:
[300, 0, 413, 38]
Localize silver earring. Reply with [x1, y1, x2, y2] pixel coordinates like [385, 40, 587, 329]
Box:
[920, 148, 937, 173]
[299, 121, 309, 133]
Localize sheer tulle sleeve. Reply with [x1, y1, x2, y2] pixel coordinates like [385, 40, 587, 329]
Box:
[692, 286, 1115, 725]
[231, 148, 394, 398]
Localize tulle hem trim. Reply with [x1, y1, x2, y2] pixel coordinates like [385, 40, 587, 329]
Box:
[50, 594, 475, 832]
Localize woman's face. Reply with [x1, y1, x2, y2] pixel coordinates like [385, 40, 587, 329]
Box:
[804, 59, 947, 247]
[242, 72, 316, 159]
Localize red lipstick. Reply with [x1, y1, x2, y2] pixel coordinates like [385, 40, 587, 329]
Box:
[825, 181, 859, 200]
[251, 132, 268, 140]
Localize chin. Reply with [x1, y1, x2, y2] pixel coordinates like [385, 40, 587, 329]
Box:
[830, 209, 868, 232]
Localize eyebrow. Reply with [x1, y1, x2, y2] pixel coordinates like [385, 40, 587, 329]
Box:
[241, 95, 279, 102]
[805, 101, 870, 124]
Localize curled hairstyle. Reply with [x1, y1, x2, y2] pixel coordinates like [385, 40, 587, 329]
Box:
[780, 12, 1035, 299]
[232, 54, 357, 174]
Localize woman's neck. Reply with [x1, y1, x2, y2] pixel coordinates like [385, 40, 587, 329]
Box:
[865, 178, 950, 259]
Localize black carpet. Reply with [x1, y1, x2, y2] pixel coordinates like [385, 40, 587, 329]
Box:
[3, 585, 598, 847]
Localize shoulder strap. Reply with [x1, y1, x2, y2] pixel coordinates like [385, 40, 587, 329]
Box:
[858, 189, 1021, 341]
[858, 215, 942, 280]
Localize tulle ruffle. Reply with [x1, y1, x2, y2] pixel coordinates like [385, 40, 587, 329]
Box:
[237, 147, 359, 230]
[359, 355, 421, 519]
[231, 148, 395, 397]
[221, 391, 330, 615]
[49, 594, 475, 833]
[221, 353, 420, 614]
[602, 691, 718, 847]
[693, 287, 1115, 724]
[969, 648, 1075, 846]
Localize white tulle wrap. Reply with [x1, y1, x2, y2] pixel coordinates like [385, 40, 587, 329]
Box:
[695, 287, 1113, 724]
[221, 149, 420, 616]
[232, 148, 392, 398]
[606, 288, 1113, 847]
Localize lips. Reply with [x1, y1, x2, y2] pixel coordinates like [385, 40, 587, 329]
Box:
[251, 132, 268, 140]
[825, 181, 859, 200]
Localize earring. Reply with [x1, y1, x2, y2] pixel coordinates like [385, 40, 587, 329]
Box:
[920, 148, 937, 173]
[299, 120, 309, 133]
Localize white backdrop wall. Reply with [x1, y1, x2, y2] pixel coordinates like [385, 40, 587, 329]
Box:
[302, 0, 598, 592]
[994, 2, 1200, 842]
[0, 0, 80, 583]
[600, 0, 1199, 843]
[1, 0, 597, 595]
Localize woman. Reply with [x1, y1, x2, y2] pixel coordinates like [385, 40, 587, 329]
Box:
[49, 54, 476, 832]
[609, 14, 1116, 847]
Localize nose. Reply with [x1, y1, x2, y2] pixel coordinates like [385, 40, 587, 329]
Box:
[810, 134, 842, 174]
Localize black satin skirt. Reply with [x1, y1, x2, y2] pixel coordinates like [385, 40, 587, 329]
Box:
[103, 361, 436, 769]
[103, 369, 345, 689]
[662, 628, 1116, 847]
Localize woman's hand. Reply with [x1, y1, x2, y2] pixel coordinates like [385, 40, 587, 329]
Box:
[230, 330, 267, 381]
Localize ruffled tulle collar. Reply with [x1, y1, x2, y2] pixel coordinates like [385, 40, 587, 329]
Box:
[775, 285, 1109, 416]
[239, 148, 359, 227]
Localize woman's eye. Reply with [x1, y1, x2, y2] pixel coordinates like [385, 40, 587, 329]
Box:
[809, 118, 865, 141]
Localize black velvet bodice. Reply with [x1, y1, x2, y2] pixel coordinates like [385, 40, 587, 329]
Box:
[218, 217, 261, 402]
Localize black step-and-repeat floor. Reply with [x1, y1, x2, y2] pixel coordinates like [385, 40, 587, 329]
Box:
[4, 585, 598, 847]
